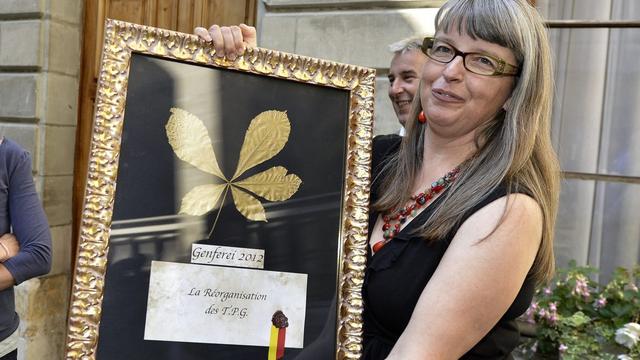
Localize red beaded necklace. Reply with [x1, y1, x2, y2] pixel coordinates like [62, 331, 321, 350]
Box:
[372, 167, 461, 254]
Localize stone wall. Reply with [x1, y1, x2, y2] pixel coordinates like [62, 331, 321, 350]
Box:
[258, 0, 446, 135]
[0, 0, 82, 358]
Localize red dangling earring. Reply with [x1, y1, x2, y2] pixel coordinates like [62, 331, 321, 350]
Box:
[418, 111, 427, 124]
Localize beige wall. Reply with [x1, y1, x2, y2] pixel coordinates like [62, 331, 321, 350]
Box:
[0, 0, 82, 358]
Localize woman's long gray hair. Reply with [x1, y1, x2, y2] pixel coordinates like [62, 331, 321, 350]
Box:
[374, 0, 560, 285]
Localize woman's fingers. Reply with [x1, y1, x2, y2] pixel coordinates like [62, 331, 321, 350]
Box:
[220, 26, 237, 59]
[194, 24, 257, 59]
[230, 25, 246, 55]
[239, 24, 257, 47]
[194, 26, 212, 41]
[208, 24, 225, 57]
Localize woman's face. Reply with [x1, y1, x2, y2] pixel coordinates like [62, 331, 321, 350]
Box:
[420, 29, 517, 139]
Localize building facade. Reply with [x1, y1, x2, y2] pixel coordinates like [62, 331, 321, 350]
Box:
[0, 0, 638, 358]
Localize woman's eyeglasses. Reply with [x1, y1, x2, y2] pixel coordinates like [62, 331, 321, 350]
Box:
[421, 37, 520, 77]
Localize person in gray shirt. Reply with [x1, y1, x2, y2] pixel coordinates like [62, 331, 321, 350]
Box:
[0, 137, 52, 360]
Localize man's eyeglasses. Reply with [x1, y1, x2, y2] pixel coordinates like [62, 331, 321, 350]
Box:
[421, 37, 520, 77]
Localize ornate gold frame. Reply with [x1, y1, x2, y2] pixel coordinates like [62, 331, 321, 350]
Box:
[65, 19, 374, 359]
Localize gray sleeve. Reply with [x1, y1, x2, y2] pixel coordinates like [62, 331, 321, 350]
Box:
[2, 149, 52, 284]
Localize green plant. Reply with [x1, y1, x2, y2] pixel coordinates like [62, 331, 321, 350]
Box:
[516, 261, 640, 359]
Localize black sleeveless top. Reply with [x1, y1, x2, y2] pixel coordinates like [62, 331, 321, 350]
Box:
[362, 135, 535, 359]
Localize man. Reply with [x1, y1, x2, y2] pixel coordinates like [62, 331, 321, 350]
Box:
[387, 37, 428, 135]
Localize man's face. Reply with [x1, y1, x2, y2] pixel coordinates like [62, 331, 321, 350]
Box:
[387, 49, 428, 126]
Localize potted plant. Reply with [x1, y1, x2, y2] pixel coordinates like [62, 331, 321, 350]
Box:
[515, 261, 640, 359]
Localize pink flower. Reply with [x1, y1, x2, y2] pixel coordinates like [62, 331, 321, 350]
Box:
[523, 306, 536, 324]
[572, 276, 591, 299]
[543, 287, 552, 296]
[593, 296, 607, 309]
[559, 343, 568, 352]
[538, 308, 547, 318]
[541, 302, 559, 324]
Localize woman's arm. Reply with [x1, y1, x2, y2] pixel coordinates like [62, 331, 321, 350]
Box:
[387, 193, 542, 359]
[2, 150, 52, 285]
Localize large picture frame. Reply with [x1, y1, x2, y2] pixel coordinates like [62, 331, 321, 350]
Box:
[65, 19, 374, 359]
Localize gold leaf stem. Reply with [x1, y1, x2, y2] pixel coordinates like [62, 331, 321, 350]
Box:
[207, 183, 230, 239]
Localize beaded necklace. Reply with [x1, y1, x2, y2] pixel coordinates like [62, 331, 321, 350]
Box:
[372, 167, 461, 254]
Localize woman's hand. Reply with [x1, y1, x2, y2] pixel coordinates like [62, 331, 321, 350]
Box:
[194, 24, 257, 60]
[0, 233, 19, 262]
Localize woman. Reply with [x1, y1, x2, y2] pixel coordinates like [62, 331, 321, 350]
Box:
[197, 0, 559, 357]
[0, 137, 52, 360]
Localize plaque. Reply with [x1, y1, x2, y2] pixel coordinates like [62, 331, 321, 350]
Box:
[65, 19, 374, 360]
